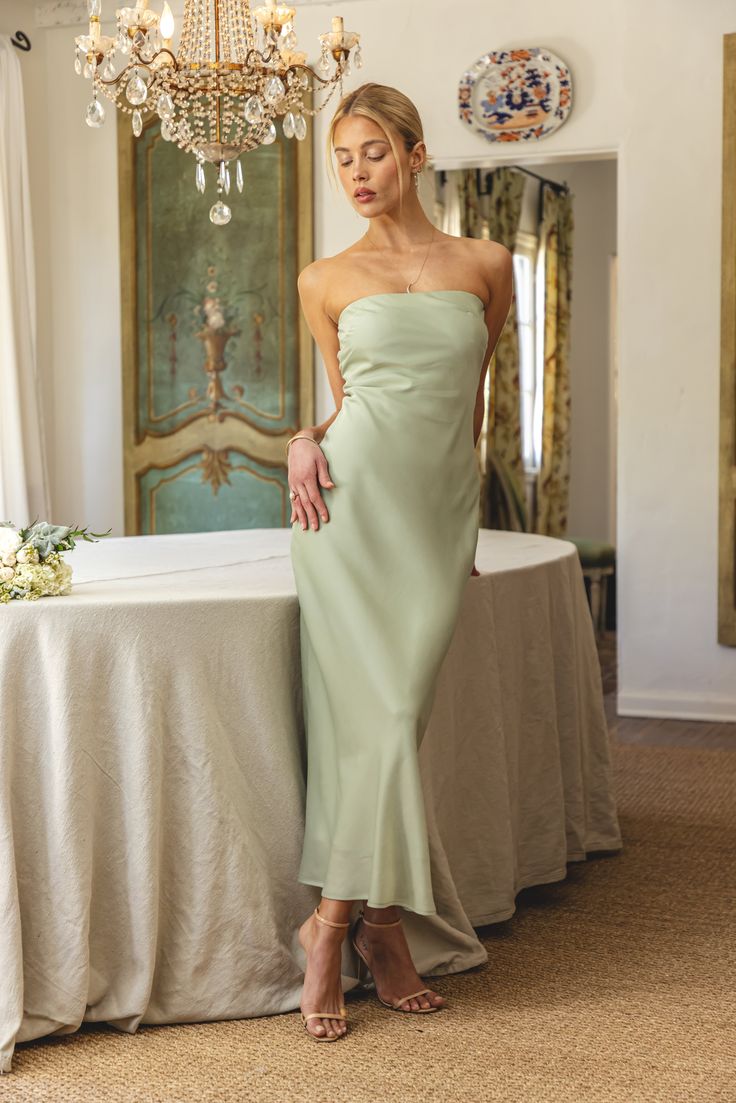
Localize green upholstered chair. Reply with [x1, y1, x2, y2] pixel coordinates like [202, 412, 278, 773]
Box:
[562, 538, 615, 638]
[482, 448, 615, 639]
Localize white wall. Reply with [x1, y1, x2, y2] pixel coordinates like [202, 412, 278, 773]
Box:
[16, 0, 736, 721]
[2, 4, 123, 532]
[44, 21, 124, 533]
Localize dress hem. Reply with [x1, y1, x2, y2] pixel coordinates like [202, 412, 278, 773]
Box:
[298, 877, 438, 917]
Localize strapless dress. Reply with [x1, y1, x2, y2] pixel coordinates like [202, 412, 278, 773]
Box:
[290, 289, 488, 914]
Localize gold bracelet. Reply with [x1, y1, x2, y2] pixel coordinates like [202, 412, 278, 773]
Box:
[286, 433, 323, 458]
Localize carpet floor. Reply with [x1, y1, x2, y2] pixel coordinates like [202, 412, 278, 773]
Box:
[4, 740, 735, 1103]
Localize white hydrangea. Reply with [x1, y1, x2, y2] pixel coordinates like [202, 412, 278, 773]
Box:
[0, 551, 73, 603]
[55, 559, 73, 594]
[16, 545, 39, 564]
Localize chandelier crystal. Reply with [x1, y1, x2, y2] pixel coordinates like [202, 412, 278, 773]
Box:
[75, 0, 362, 224]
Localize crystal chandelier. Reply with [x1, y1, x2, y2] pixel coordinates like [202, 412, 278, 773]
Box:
[74, 0, 362, 224]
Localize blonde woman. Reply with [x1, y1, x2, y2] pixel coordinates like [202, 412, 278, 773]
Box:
[288, 82, 513, 1041]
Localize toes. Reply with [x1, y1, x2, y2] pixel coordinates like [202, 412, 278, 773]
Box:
[310, 1020, 326, 1037]
[398, 992, 443, 1012]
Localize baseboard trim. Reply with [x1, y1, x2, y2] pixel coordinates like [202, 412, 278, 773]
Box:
[617, 691, 736, 723]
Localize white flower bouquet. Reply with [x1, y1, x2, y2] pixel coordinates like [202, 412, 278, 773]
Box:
[0, 520, 110, 604]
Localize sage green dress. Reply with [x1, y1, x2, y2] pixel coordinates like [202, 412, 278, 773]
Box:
[290, 289, 488, 916]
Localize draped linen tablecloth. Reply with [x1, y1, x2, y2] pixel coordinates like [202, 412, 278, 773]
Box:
[0, 528, 622, 1072]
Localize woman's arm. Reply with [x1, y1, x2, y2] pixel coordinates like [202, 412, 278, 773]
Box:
[469, 241, 514, 576]
[288, 261, 344, 530]
[473, 242, 515, 446]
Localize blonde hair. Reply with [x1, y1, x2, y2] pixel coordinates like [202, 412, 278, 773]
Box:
[326, 83, 425, 208]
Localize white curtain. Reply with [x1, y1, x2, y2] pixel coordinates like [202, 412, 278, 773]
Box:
[0, 39, 49, 524]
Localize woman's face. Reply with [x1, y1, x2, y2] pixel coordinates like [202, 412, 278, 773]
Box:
[333, 114, 419, 218]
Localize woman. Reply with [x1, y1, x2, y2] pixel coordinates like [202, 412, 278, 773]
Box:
[288, 82, 513, 1041]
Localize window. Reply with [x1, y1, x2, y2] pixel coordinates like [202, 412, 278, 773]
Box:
[513, 229, 545, 474]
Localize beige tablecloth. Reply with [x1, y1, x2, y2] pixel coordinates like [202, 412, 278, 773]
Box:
[0, 528, 621, 1072]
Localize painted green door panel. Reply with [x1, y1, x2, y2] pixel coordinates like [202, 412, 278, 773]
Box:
[138, 450, 290, 533]
[119, 111, 314, 534]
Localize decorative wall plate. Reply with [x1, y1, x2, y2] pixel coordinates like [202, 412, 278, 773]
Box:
[458, 48, 572, 143]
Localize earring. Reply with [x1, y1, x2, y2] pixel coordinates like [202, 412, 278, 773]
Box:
[412, 171, 420, 189]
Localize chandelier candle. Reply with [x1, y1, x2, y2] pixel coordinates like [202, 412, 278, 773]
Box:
[74, 0, 362, 225]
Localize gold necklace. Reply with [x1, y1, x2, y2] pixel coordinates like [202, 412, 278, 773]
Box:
[365, 227, 437, 293]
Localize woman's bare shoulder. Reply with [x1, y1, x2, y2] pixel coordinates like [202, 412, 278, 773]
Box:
[297, 257, 330, 299]
[457, 234, 513, 271]
[298, 249, 360, 308]
[298, 247, 367, 322]
[434, 228, 512, 267]
[463, 238, 514, 305]
[430, 233, 512, 308]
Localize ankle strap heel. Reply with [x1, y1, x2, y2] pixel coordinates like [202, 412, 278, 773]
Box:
[314, 906, 351, 930]
[351, 910, 443, 1014]
[360, 910, 402, 929]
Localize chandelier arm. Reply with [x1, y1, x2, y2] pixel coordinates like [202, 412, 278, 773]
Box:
[300, 66, 340, 91]
[95, 59, 144, 90]
[95, 68, 136, 94]
[242, 46, 272, 69]
[152, 47, 177, 67]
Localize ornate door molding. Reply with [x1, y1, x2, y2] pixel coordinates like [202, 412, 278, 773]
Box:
[720, 34, 736, 644]
[118, 112, 314, 534]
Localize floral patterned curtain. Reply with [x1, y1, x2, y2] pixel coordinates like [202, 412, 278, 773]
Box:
[435, 167, 525, 526]
[536, 185, 574, 536]
[479, 169, 525, 523]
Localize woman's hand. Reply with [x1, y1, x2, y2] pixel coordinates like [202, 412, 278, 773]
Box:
[289, 439, 336, 530]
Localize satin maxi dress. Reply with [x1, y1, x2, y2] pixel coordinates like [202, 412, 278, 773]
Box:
[290, 289, 488, 916]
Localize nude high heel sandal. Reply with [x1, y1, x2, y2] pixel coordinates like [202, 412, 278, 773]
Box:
[300, 907, 350, 1041]
[351, 911, 443, 1014]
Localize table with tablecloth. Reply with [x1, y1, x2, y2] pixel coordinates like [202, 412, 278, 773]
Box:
[0, 527, 622, 1072]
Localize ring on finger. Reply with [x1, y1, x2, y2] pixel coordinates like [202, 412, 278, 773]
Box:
[289, 489, 297, 501]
